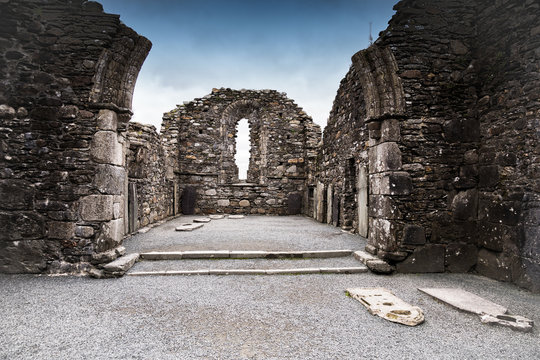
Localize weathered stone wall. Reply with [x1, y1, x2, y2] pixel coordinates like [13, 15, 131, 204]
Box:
[473, 0, 540, 290]
[0, 0, 150, 273]
[163, 88, 320, 215]
[126, 122, 176, 232]
[313, 0, 540, 291]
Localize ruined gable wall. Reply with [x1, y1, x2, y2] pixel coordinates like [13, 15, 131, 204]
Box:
[474, 0, 540, 290]
[0, 0, 150, 273]
[164, 88, 320, 215]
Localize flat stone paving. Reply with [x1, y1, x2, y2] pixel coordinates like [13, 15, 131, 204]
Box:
[123, 215, 366, 253]
[1, 216, 540, 359]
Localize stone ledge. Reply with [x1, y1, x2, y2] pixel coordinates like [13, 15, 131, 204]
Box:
[353, 250, 395, 274]
[127, 266, 367, 276]
[102, 253, 139, 276]
[139, 249, 355, 260]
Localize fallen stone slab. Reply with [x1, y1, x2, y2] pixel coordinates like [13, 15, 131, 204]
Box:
[347, 287, 424, 326]
[209, 215, 224, 219]
[228, 215, 245, 219]
[418, 288, 507, 316]
[175, 223, 204, 231]
[193, 217, 211, 223]
[480, 314, 534, 333]
[353, 251, 395, 274]
[102, 253, 139, 276]
[418, 288, 533, 332]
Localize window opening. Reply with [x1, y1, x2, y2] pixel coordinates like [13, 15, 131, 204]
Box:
[235, 118, 250, 180]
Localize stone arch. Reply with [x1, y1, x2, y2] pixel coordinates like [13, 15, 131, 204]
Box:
[90, 26, 152, 111]
[352, 45, 405, 121]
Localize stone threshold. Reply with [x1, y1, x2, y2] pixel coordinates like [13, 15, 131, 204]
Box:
[139, 249, 355, 260]
[127, 266, 367, 276]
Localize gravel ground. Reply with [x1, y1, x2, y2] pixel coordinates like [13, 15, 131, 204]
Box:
[2, 216, 539, 359]
[123, 215, 365, 253]
[1, 273, 539, 359]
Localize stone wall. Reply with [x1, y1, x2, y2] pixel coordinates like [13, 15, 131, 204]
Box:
[312, 0, 540, 291]
[163, 88, 320, 215]
[126, 122, 176, 232]
[0, 0, 150, 273]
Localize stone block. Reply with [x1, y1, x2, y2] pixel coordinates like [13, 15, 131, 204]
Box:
[369, 195, 400, 219]
[402, 225, 426, 245]
[371, 172, 412, 195]
[205, 189, 217, 196]
[103, 253, 139, 273]
[239, 199, 250, 207]
[75, 225, 94, 238]
[369, 142, 402, 173]
[217, 199, 230, 207]
[445, 243, 477, 272]
[97, 109, 117, 131]
[476, 248, 513, 282]
[0, 211, 45, 241]
[95, 219, 124, 252]
[396, 245, 445, 273]
[90, 131, 123, 165]
[451, 189, 478, 221]
[368, 218, 397, 251]
[80, 195, 114, 221]
[93, 164, 125, 195]
[48, 221, 75, 240]
[478, 197, 520, 226]
[0, 179, 34, 210]
[380, 119, 400, 142]
[0, 240, 58, 273]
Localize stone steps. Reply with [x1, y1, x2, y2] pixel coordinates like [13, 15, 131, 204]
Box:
[125, 249, 368, 276]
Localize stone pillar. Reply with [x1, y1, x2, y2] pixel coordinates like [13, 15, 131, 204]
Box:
[82, 109, 127, 253]
[358, 166, 368, 237]
[326, 183, 333, 224]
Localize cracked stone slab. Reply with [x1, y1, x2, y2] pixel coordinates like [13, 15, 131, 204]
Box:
[102, 253, 139, 273]
[228, 215, 245, 219]
[175, 223, 204, 231]
[193, 217, 211, 223]
[209, 215, 224, 219]
[419, 288, 533, 332]
[347, 288, 424, 326]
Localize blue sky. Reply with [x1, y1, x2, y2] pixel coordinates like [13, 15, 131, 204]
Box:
[99, 0, 398, 131]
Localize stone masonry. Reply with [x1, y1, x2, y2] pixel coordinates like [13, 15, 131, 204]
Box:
[311, 0, 539, 291]
[0, 0, 538, 292]
[0, 0, 151, 273]
[161, 88, 320, 215]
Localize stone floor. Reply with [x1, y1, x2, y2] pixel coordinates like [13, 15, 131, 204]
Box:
[1, 215, 539, 359]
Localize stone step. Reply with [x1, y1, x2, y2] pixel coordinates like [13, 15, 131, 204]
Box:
[139, 249, 354, 260]
[128, 267, 368, 276]
[127, 256, 366, 276]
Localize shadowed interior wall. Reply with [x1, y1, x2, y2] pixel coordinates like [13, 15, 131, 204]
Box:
[0, 0, 151, 273]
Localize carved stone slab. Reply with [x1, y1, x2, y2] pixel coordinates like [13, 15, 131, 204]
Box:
[418, 288, 507, 316]
[209, 215, 224, 219]
[347, 287, 424, 326]
[193, 217, 211, 223]
[228, 215, 245, 219]
[419, 288, 533, 332]
[175, 223, 204, 231]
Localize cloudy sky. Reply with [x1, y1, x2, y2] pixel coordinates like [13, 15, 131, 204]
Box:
[99, 0, 397, 178]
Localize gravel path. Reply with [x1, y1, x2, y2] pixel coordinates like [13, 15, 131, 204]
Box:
[123, 215, 365, 253]
[1, 216, 539, 359]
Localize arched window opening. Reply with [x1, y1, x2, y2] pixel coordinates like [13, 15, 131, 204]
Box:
[235, 118, 250, 181]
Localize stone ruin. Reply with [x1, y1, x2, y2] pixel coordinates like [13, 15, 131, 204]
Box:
[0, 0, 538, 292]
